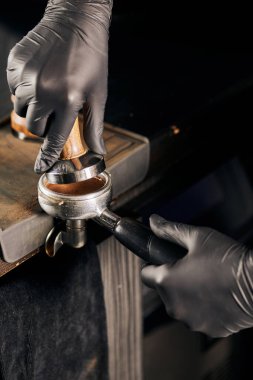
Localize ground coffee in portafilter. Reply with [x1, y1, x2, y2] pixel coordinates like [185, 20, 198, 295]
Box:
[46, 176, 105, 196]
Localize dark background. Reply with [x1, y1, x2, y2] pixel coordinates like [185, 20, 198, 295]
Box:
[2, 1, 253, 137]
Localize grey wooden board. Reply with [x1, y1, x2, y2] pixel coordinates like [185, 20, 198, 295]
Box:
[98, 236, 143, 380]
[0, 123, 149, 265]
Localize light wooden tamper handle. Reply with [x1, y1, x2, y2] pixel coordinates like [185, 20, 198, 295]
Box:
[60, 117, 87, 160]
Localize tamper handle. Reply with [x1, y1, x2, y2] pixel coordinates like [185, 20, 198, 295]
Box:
[60, 116, 87, 160]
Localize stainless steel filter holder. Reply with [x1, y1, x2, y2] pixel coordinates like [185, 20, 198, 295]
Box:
[38, 170, 112, 256]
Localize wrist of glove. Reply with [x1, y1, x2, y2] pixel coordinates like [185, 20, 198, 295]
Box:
[7, 0, 112, 173]
[44, 0, 112, 32]
[141, 214, 253, 338]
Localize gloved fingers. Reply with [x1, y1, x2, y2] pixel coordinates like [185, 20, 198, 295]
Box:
[13, 98, 27, 118]
[7, 39, 35, 95]
[7, 46, 23, 95]
[34, 108, 79, 173]
[142, 262, 173, 287]
[6, 65, 19, 96]
[12, 83, 33, 117]
[149, 214, 196, 250]
[83, 93, 107, 155]
[26, 102, 50, 137]
[141, 264, 159, 288]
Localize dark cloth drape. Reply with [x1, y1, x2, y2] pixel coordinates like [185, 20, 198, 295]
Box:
[0, 240, 108, 380]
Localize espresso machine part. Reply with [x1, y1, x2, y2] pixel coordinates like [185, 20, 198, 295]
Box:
[38, 171, 112, 221]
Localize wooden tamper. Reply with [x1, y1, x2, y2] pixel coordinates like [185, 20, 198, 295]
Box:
[45, 117, 105, 184]
[10, 104, 105, 184]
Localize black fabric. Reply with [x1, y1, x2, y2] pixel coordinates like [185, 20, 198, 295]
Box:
[0, 240, 108, 380]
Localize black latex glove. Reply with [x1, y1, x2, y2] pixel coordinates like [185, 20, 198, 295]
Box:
[7, 0, 112, 173]
[141, 214, 253, 338]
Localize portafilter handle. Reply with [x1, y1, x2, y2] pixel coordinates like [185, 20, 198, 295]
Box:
[96, 209, 186, 265]
[45, 208, 186, 265]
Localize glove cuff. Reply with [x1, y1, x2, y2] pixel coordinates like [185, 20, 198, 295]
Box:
[45, 0, 113, 31]
[233, 250, 253, 323]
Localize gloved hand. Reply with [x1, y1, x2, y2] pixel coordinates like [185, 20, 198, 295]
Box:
[141, 214, 253, 338]
[7, 0, 112, 173]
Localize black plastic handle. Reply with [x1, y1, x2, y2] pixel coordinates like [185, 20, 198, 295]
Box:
[113, 217, 186, 265]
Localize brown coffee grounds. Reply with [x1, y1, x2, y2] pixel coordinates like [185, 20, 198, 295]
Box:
[46, 176, 105, 196]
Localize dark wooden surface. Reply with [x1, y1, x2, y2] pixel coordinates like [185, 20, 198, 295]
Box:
[0, 126, 40, 231]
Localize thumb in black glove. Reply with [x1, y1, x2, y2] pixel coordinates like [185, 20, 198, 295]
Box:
[142, 214, 253, 338]
[7, 0, 112, 173]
